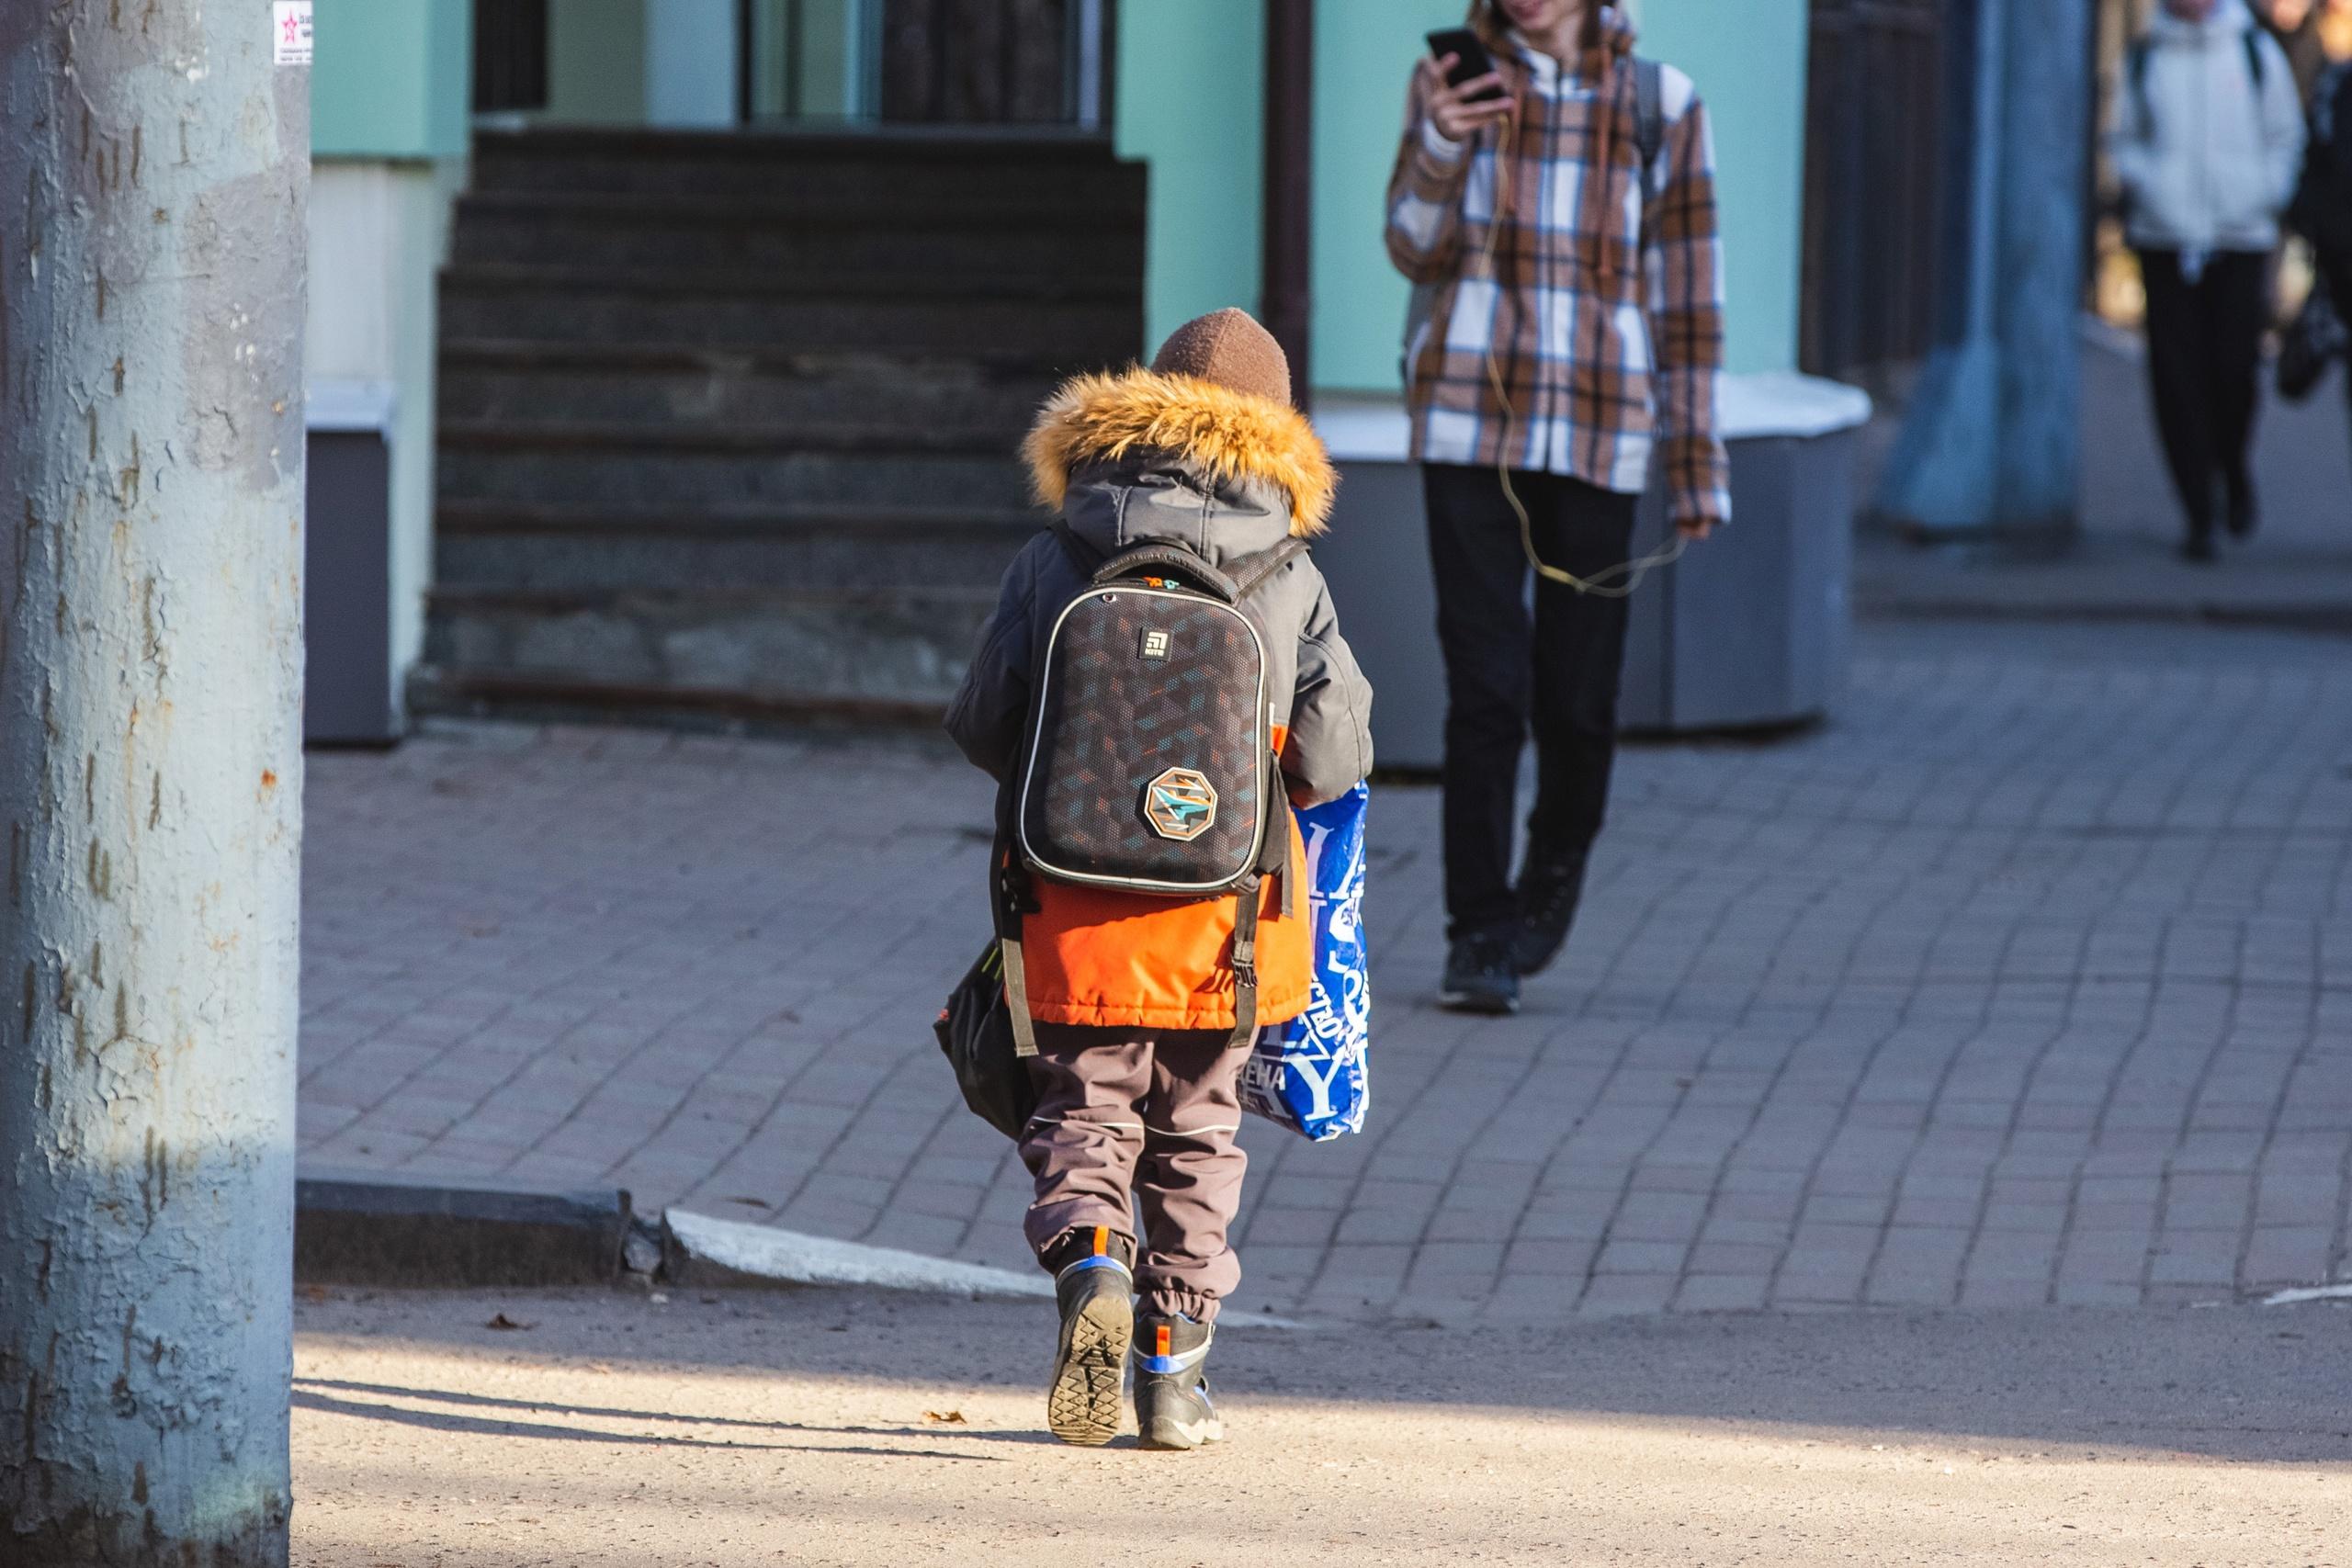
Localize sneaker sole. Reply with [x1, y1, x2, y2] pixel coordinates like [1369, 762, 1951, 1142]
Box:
[1437, 987, 1519, 1016]
[1512, 937, 1567, 978]
[1138, 1411, 1224, 1451]
[1046, 1289, 1132, 1447]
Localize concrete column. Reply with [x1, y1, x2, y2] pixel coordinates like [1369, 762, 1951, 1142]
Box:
[0, 0, 308, 1561]
[647, 0, 743, 127]
[1877, 0, 2096, 543]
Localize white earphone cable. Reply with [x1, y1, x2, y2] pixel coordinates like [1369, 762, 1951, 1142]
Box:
[1475, 75, 1689, 600]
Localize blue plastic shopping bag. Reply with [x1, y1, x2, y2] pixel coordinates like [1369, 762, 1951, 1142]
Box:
[1241, 784, 1371, 1141]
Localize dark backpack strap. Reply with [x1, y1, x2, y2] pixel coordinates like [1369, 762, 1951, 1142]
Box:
[2131, 38, 2154, 136]
[1092, 543, 1242, 602]
[1051, 518, 1105, 574]
[1634, 57, 1666, 189]
[1227, 538, 1310, 601]
[1226, 878, 1261, 1051]
[2244, 28, 2267, 96]
[990, 776, 1041, 1058]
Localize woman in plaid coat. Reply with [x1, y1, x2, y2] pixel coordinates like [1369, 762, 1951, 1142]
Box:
[1387, 0, 1728, 1015]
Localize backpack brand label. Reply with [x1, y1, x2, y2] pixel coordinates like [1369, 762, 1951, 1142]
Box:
[1139, 628, 1171, 661]
[1143, 767, 1218, 842]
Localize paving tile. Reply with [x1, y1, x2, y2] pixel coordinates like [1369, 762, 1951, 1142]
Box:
[297, 622, 2352, 1320]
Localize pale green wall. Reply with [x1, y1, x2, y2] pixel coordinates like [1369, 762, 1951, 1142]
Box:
[1296, 0, 1812, 389]
[1115, 0, 1267, 358]
[1639, 0, 1808, 378]
[311, 0, 472, 160]
[1310, 0, 1452, 390]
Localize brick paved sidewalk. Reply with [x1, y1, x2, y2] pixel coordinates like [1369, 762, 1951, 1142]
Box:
[299, 621, 2352, 1322]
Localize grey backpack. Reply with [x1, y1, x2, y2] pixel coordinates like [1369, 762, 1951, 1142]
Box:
[993, 525, 1306, 1056]
[1401, 56, 1667, 381]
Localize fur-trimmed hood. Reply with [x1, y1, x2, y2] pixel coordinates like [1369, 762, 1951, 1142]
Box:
[1023, 367, 1338, 538]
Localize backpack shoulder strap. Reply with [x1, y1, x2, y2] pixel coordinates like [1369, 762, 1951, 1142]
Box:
[1227, 538, 1310, 602]
[2130, 38, 2154, 133]
[2244, 28, 2267, 95]
[1634, 57, 1667, 187]
[1050, 518, 1105, 574]
[1091, 541, 1242, 602]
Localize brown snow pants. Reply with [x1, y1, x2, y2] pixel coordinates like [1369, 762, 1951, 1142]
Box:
[1019, 1024, 1249, 1324]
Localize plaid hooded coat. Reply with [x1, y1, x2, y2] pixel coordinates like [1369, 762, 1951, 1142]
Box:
[1386, 11, 1731, 530]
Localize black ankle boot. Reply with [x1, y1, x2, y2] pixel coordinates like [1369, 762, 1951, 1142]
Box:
[1042, 1226, 1136, 1447]
[1512, 847, 1591, 976]
[1133, 1314, 1221, 1450]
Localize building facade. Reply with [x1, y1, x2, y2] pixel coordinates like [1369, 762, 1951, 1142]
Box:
[305, 1, 1857, 733]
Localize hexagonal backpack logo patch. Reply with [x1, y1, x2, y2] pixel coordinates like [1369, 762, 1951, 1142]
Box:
[1143, 767, 1218, 843]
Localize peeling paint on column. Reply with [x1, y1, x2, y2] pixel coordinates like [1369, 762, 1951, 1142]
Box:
[0, 1, 304, 1562]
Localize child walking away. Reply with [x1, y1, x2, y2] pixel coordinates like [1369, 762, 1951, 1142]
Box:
[945, 309, 1374, 1449]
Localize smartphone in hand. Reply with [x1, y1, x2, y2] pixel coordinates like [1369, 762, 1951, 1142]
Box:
[1426, 28, 1506, 101]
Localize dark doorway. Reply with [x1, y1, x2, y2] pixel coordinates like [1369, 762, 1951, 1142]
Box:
[1799, 0, 1951, 381]
[473, 0, 550, 114]
[878, 0, 1113, 125]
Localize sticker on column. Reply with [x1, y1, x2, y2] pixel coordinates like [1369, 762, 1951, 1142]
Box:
[274, 2, 313, 67]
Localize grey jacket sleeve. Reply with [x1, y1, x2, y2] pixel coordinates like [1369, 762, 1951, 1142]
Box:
[944, 546, 1040, 783]
[1282, 570, 1375, 807]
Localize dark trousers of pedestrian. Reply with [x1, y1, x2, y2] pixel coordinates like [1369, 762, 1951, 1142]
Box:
[2328, 254, 2352, 463]
[1019, 1023, 1247, 1324]
[1422, 461, 1640, 943]
[2137, 248, 2271, 542]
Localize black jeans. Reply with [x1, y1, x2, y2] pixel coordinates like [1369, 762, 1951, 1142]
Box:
[2138, 248, 2270, 536]
[1423, 462, 1640, 942]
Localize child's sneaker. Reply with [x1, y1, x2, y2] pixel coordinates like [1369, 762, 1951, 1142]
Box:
[1043, 1226, 1136, 1447]
[1132, 1314, 1222, 1450]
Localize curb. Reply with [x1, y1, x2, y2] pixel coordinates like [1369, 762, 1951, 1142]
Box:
[294, 1168, 634, 1288]
[662, 1208, 1050, 1298]
[659, 1210, 1303, 1326]
[1856, 596, 2352, 635]
[292, 1175, 1301, 1325]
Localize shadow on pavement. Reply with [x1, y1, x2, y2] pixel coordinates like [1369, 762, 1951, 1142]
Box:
[295, 1287, 2352, 1467]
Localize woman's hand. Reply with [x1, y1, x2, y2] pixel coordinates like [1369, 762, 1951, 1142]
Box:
[1417, 54, 1515, 144]
[1676, 517, 1718, 542]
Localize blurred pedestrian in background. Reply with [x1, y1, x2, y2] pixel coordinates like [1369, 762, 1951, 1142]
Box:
[2257, 0, 2352, 101]
[2110, 0, 2306, 562]
[2289, 37, 2352, 449]
[1386, 0, 1726, 1016]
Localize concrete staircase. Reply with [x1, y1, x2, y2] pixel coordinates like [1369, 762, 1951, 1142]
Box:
[416, 127, 1146, 728]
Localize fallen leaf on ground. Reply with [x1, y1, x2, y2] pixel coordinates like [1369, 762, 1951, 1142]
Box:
[923, 1410, 968, 1426]
[485, 1313, 535, 1331]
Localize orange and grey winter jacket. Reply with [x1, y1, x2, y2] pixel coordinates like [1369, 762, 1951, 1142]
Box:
[945, 367, 1376, 1032]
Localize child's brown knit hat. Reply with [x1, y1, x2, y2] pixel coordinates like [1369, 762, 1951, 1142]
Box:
[1150, 308, 1294, 410]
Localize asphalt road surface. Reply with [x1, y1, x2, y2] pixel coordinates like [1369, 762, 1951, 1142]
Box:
[292, 1286, 2350, 1567]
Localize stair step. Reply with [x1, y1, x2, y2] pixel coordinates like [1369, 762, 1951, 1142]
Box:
[438, 270, 1141, 359]
[408, 666, 948, 731]
[450, 193, 1144, 278]
[423, 585, 992, 714]
[443, 262, 1138, 305]
[437, 344, 1061, 434]
[435, 502, 1045, 593]
[437, 442, 1032, 512]
[451, 215, 1148, 285]
[469, 127, 1146, 211]
[439, 420, 1020, 457]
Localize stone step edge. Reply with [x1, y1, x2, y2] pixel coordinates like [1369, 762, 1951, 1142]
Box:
[406, 665, 953, 730]
[437, 420, 1028, 457]
[441, 263, 1143, 306]
[290, 1171, 1295, 1325]
[435, 502, 1042, 538]
[662, 1207, 1300, 1327]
